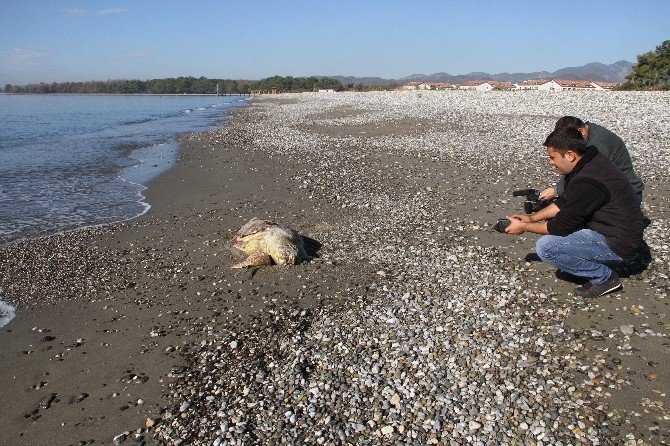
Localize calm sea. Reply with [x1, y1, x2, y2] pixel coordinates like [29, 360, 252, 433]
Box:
[0, 94, 248, 247]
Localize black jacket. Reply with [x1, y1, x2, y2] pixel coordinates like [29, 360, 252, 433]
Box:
[555, 122, 644, 195]
[547, 146, 644, 259]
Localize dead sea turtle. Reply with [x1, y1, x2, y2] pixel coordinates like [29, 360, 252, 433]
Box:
[230, 218, 309, 268]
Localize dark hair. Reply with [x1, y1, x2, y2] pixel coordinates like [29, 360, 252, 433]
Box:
[543, 126, 587, 155]
[555, 116, 585, 130]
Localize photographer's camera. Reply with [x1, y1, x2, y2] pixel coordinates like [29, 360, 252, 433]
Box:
[493, 188, 554, 233]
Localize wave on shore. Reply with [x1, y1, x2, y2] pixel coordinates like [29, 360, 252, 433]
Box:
[0, 95, 247, 248]
[0, 286, 16, 328]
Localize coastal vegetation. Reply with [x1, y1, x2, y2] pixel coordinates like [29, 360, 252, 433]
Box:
[2, 75, 345, 94]
[618, 40, 670, 90]
[250, 75, 343, 92]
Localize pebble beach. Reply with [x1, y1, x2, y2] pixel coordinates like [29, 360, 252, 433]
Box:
[1, 91, 669, 445]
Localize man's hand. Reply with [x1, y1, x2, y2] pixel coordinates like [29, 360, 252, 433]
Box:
[508, 213, 532, 223]
[504, 216, 526, 235]
[504, 212, 550, 235]
[539, 187, 556, 200]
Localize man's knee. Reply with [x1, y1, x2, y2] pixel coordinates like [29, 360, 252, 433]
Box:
[536, 235, 560, 261]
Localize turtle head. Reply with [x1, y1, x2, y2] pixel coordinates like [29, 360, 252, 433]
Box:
[230, 235, 246, 251]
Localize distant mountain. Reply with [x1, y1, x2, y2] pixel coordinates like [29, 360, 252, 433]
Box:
[549, 60, 633, 82]
[330, 60, 633, 86]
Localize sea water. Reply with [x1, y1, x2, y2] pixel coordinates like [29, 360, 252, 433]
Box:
[0, 94, 248, 327]
[0, 94, 247, 246]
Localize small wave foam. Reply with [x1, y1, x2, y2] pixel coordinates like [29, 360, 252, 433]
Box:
[182, 106, 209, 114]
[0, 287, 16, 328]
[121, 117, 154, 126]
[0, 302, 15, 328]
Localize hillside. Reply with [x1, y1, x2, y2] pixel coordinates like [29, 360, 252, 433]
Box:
[330, 60, 633, 86]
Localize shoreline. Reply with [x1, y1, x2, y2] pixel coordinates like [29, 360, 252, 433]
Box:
[0, 92, 251, 96]
[1, 92, 669, 445]
[0, 96, 250, 250]
[0, 99, 370, 445]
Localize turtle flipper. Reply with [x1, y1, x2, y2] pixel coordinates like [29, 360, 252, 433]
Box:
[231, 252, 274, 269]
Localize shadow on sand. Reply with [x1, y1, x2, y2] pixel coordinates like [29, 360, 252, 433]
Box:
[303, 235, 323, 259]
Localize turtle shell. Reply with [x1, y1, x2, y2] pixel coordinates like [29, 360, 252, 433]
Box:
[234, 218, 277, 238]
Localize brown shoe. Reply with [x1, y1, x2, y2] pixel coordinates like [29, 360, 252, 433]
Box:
[574, 271, 622, 298]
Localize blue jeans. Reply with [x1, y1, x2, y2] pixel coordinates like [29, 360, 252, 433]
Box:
[536, 229, 623, 285]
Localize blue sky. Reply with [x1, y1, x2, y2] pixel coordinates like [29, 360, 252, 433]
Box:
[0, 0, 668, 84]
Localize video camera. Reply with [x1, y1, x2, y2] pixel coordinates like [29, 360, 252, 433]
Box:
[512, 188, 554, 214]
[493, 188, 555, 233]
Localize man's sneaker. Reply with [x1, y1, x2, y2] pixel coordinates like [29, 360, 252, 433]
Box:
[574, 271, 622, 298]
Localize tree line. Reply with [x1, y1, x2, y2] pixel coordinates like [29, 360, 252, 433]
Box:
[2, 75, 349, 94]
[251, 75, 344, 92]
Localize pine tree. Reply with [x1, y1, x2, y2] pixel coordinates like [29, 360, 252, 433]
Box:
[619, 40, 670, 90]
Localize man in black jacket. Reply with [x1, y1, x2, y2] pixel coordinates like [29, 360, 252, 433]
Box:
[539, 116, 645, 205]
[504, 127, 645, 298]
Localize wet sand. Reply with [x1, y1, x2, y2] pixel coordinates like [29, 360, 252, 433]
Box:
[1, 92, 669, 445]
[0, 108, 373, 445]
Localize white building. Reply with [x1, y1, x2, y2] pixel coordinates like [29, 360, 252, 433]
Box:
[513, 79, 618, 91]
[475, 82, 494, 92]
[401, 82, 421, 90]
[489, 81, 515, 91]
[401, 82, 435, 90]
[514, 80, 562, 91]
[458, 80, 493, 91]
[432, 82, 458, 90]
[554, 79, 597, 91]
[592, 81, 620, 90]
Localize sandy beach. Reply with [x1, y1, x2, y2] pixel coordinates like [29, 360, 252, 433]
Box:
[1, 91, 669, 445]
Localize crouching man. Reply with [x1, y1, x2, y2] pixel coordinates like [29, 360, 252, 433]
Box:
[504, 127, 645, 298]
